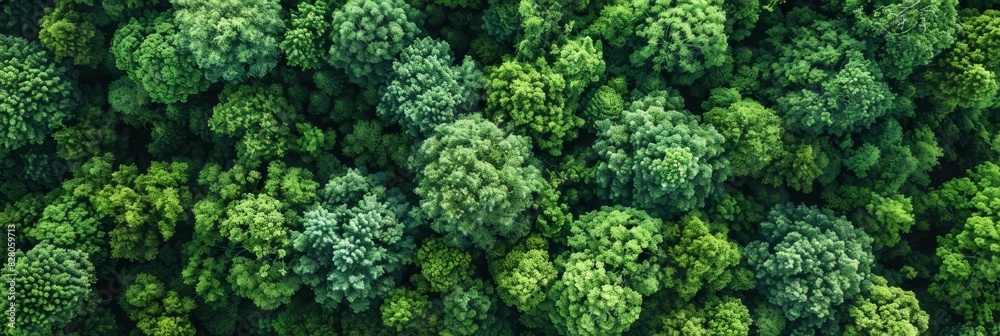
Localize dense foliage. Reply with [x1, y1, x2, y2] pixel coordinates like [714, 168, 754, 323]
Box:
[5, 0, 1000, 334]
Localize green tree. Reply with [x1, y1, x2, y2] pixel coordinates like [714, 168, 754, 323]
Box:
[549, 206, 666, 335]
[120, 274, 198, 336]
[845, 277, 929, 336]
[723, 0, 761, 41]
[1, 243, 95, 335]
[582, 81, 626, 129]
[415, 238, 473, 293]
[762, 135, 832, 193]
[661, 213, 742, 301]
[341, 119, 411, 170]
[566, 206, 664, 295]
[552, 36, 605, 111]
[864, 192, 916, 249]
[209, 84, 300, 167]
[381, 288, 438, 334]
[0, 35, 77, 156]
[281, 0, 334, 70]
[0, 0, 47, 37]
[702, 96, 783, 177]
[327, 0, 424, 85]
[491, 235, 557, 313]
[656, 296, 752, 336]
[220, 193, 301, 310]
[931, 204, 1000, 324]
[593, 92, 729, 218]
[77, 156, 192, 261]
[586, 0, 641, 49]
[110, 10, 210, 104]
[923, 9, 1000, 111]
[845, 0, 959, 79]
[484, 58, 581, 155]
[752, 302, 787, 336]
[183, 162, 316, 311]
[102, 0, 161, 18]
[549, 256, 643, 336]
[515, 0, 566, 59]
[632, 0, 729, 85]
[758, 8, 895, 136]
[409, 115, 542, 250]
[172, 0, 284, 82]
[293, 169, 415, 312]
[378, 37, 484, 138]
[746, 204, 875, 334]
[26, 194, 106, 262]
[442, 279, 500, 336]
[258, 296, 339, 336]
[38, 0, 106, 67]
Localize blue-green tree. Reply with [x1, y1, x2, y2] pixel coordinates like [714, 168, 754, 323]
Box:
[379, 37, 483, 138]
[747, 204, 875, 335]
[293, 169, 415, 312]
[327, 0, 424, 85]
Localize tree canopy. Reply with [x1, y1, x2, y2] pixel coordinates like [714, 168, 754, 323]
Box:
[5, 0, 1000, 334]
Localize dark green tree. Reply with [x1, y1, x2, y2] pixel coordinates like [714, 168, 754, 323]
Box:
[632, 0, 729, 85]
[746, 204, 875, 334]
[293, 169, 415, 312]
[327, 0, 424, 85]
[1, 243, 95, 335]
[110, 10, 210, 104]
[702, 95, 783, 177]
[593, 92, 729, 218]
[0, 35, 77, 156]
[758, 8, 895, 136]
[844, 0, 960, 79]
[378, 37, 484, 138]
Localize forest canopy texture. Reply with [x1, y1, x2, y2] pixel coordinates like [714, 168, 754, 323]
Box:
[3, 0, 1000, 335]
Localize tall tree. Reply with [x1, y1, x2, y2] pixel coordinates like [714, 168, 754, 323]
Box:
[924, 161, 1000, 325]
